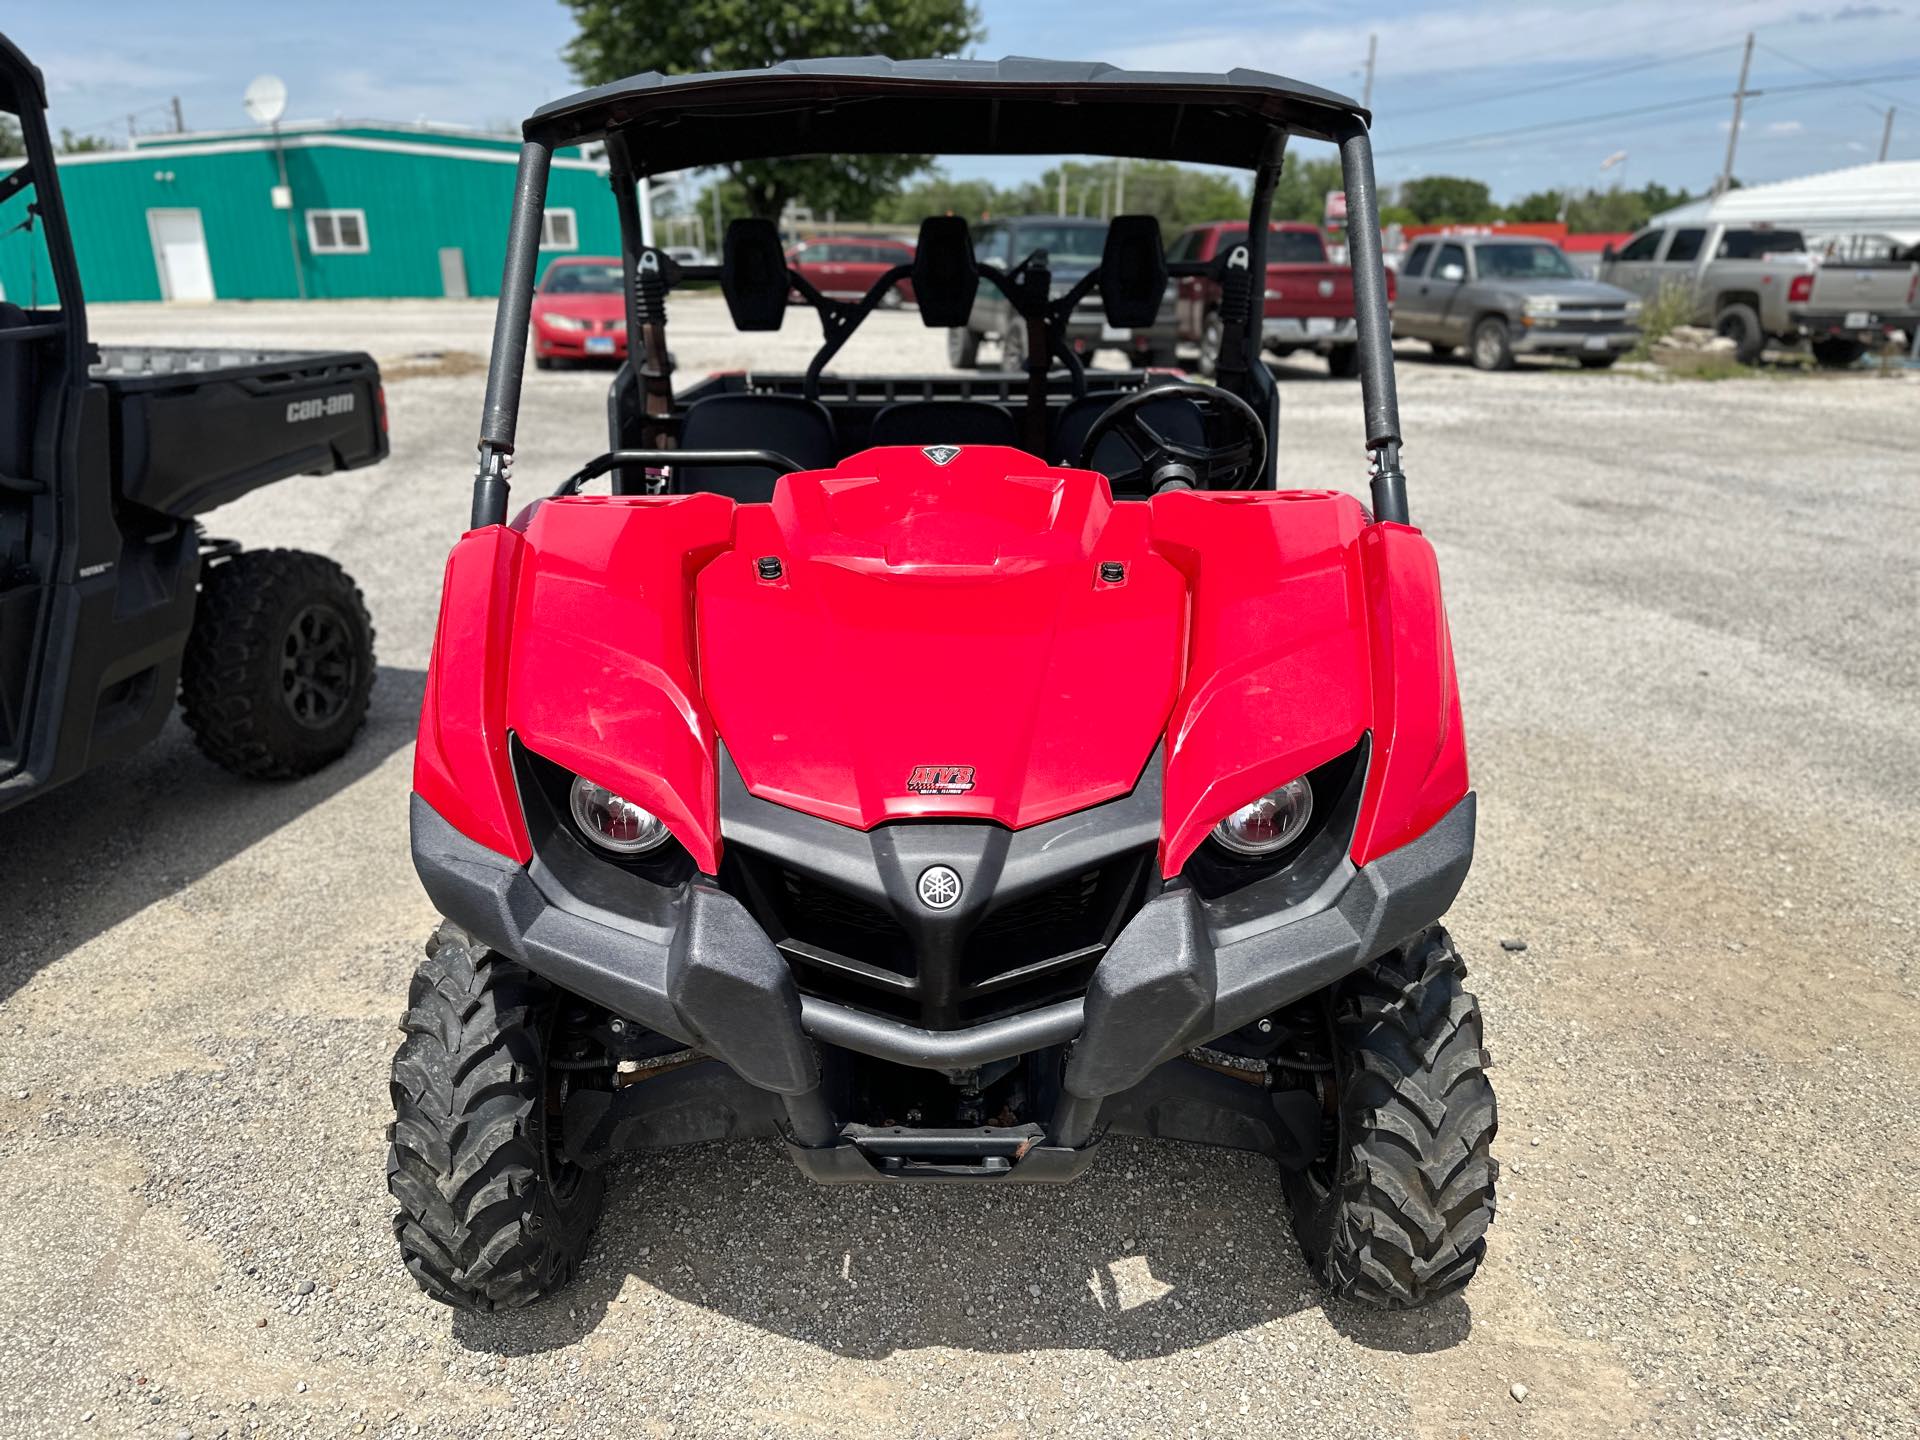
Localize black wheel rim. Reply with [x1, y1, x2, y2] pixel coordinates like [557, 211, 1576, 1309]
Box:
[1201, 316, 1222, 370]
[279, 602, 358, 730]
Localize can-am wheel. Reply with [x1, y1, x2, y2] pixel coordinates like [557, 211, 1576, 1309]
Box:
[1282, 926, 1498, 1309]
[179, 548, 375, 780]
[387, 926, 605, 1312]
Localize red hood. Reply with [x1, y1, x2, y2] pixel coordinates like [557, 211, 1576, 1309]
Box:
[697, 447, 1185, 828]
[417, 448, 1467, 882]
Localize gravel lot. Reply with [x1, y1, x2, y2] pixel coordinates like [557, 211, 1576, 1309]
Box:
[2, 296, 1916, 1439]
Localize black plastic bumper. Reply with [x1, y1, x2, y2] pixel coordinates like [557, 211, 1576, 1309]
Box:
[411, 788, 1475, 1178]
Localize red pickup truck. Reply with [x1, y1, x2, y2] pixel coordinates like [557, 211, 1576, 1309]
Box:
[1170, 220, 1388, 378]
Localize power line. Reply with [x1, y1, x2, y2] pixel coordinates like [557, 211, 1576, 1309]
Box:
[1391, 40, 1741, 119]
[1376, 92, 1733, 158]
[1376, 69, 1920, 160]
[1754, 39, 1915, 112]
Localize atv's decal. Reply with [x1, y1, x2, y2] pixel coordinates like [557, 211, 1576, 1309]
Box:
[906, 763, 976, 795]
[917, 865, 963, 910]
[921, 445, 962, 466]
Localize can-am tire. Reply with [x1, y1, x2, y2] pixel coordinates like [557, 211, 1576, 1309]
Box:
[179, 548, 375, 780]
[387, 927, 605, 1312]
[1283, 927, 1498, 1309]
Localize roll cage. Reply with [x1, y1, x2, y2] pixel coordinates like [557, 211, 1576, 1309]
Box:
[469, 57, 1407, 531]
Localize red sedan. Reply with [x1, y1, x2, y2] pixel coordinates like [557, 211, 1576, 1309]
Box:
[786, 235, 916, 306]
[532, 256, 628, 367]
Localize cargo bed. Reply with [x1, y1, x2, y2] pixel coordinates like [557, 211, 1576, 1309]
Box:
[90, 344, 386, 518]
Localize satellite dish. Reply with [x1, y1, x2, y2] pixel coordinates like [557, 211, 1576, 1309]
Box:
[244, 74, 288, 125]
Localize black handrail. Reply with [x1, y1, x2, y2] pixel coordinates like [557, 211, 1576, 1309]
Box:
[552, 448, 804, 497]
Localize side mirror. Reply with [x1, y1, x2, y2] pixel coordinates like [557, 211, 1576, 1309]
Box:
[1438, 262, 1465, 282]
[1099, 216, 1169, 329]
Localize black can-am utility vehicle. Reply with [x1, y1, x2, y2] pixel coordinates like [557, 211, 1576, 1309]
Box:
[0, 36, 385, 814]
[392, 58, 1495, 1314]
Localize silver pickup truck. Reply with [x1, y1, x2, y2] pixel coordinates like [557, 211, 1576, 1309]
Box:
[1393, 235, 1642, 371]
[1599, 222, 1919, 367]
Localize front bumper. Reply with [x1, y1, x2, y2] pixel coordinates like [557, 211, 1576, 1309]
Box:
[535, 324, 626, 359]
[410, 784, 1474, 1178]
[1512, 323, 1639, 355]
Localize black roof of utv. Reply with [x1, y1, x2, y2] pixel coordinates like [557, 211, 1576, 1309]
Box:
[527, 55, 1369, 172]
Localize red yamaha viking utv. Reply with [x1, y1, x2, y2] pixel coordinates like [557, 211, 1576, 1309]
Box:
[392, 58, 1495, 1314]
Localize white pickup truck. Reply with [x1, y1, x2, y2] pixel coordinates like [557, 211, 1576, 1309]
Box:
[1599, 222, 1918, 367]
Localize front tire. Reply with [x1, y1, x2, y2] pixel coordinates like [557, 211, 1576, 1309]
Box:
[388, 927, 605, 1312]
[179, 548, 374, 780]
[1283, 927, 1498, 1310]
[1470, 316, 1515, 371]
[947, 326, 980, 369]
[1324, 343, 1360, 378]
[1578, 354, 1619, 370]
[1429, 342, 1456, 361]
[997, 322, 1028, 374]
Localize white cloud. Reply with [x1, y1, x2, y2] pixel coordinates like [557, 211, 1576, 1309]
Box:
[1765, 119, 1806, 135]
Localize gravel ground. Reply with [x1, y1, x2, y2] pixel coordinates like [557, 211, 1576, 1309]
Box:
[2, 296, 1916, 1439]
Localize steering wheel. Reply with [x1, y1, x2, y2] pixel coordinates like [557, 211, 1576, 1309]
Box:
[1076, 381, 1268, 492]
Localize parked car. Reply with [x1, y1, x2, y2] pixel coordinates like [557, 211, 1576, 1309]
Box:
[1170, 220, 1376, 377]
[948, 216, 1178, 370]
[1396, 235, 1641, 370]
[785, 235, 917, 307]
[532, 256, 628, 368]
[1, 34, 385, 813]
[1598, 221, 1917, 366]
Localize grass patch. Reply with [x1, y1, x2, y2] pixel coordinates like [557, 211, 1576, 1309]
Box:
[1628, 280, 1697, 361]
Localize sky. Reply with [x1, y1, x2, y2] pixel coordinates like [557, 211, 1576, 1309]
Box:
[10, 0, 1920, 204]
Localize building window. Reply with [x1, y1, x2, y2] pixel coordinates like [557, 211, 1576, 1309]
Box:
[307, 209, 369, 254]
[541, 208, 578, 250]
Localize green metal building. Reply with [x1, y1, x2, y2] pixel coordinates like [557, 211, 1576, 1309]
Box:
[0, 121, 620, 304]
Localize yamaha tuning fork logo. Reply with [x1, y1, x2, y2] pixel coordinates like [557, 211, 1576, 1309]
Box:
[917, 865, 963, 910]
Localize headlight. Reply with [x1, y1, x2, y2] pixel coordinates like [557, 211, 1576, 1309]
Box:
[1212, 777, 1314, 856]
[542, 313, 587, 332]
[1523, 297, 1560, 317]
[1623, 299, 1644, 318]
[569, 776, 670, 853]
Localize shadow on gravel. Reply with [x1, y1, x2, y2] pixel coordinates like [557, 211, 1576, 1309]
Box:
[0, 665, 424, 1004]
[447, 1140, 1474, 1362]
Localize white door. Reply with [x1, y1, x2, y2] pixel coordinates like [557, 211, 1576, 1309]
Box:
[147, 209, 214, 301]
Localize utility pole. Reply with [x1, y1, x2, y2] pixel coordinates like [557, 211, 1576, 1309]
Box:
[1362, 34, 1377, 111]
[171, 96, 185, 133]
[1880, 106, 1896, 162]
[1057, 168, 1066, 216]
[126, 112, 137, 147]
[711, 179, 723, 261]
[1714, 33, 1754, 199]
[1114, 156, 1127, 215]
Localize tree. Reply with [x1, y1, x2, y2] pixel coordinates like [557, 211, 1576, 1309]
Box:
[872, 169, 1001, 225]
[1269, 154, 1344, 225]
[1399, 175, 1498, 224]
[560, 0, 983, 221]
[58, 128, 112, 154]
[0, 116, 21, 159]
[1504, 189, 1565, 223]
